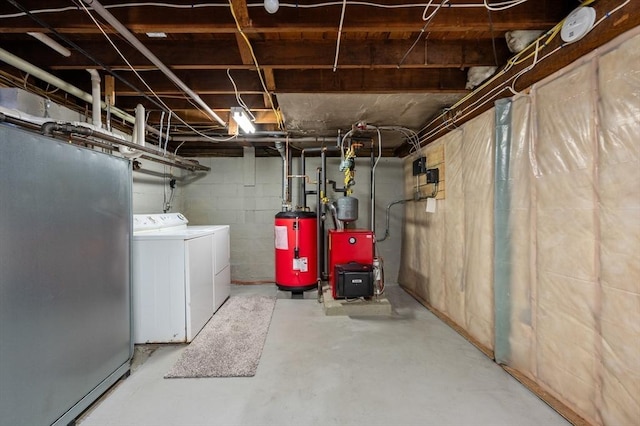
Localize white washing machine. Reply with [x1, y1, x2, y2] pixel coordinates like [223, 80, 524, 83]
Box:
[132, 213, 228, 343]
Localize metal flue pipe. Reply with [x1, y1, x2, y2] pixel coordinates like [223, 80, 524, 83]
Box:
[82, 0, 227, 128]
[275, 141, 289, 210]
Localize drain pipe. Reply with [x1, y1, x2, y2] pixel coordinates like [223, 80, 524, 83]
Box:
[86, 69, 102, 129]
[82, 0, 226, 128]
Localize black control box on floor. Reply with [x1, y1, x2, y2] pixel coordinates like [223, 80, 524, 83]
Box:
[335, 263, 374, 298]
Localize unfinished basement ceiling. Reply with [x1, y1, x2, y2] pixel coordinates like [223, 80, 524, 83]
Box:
[0, 0, 576, 156]
[279, 92, 464, 138]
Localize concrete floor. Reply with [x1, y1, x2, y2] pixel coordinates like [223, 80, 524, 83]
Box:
[79, 284, 569, 426]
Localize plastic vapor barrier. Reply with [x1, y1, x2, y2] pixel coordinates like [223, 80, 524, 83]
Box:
[595, 33, 640, 426]
[534, 61, 599, 420]
[401, 109, 495, 353]
[400, 30, 640, 426]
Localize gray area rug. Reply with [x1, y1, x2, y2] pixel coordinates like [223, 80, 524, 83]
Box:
[165, 295, 276, 378]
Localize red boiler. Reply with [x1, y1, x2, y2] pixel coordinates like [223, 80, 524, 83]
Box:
[328, 229, 375, 299]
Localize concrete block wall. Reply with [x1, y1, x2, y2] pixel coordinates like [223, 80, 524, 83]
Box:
[182, 155, 282, 282]
[181, 153, 404, 283]
[132, 159, 185, 214]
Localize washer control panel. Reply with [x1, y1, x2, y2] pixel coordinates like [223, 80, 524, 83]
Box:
[133, 213, 189, 232]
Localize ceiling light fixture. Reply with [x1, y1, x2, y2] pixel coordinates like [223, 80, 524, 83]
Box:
[231, 107, 256, 134]
[264, 0, 279, 14]
[145, 32, 167, 38]
[27, 32, 71, 57]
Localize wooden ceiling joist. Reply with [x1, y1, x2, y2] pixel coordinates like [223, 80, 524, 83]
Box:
[394, 0, 640, 157]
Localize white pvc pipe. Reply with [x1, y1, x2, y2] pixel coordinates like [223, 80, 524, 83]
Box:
[27, 32, 71, 57]
[82, 0, 227, 128]
[0, 47, 134, 125]
[135, 103, 145, 148]
[86, 69, 102, 128]
[122, 103, 145, 157]
[0, 47, 165, 137]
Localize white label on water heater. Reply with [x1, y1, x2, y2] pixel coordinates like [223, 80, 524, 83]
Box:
[293, 257, 308, 272]
[274, 226, 288, 250]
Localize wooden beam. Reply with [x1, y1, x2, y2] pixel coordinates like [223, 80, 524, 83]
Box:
[116, 94, 267, 110]
[7, 39, 510, 71]
[0, 2, 565, 35]
[50, 67, 467, 95]
[82, 69, 265, 95]
[262, 67, 276, 108]
[229, 0, 251, 29]
[104, 75, 115, 106]
[394, 0, 640, 157]
[274, 69, 468, 93]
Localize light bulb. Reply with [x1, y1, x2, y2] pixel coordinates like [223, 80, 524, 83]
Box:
[264, 0, 279, 14]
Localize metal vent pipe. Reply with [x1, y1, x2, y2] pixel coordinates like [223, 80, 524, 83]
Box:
[82, 0, 227, 128]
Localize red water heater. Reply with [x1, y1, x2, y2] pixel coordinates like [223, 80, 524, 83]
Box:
[328, 229, 375, 299]
[274, 211, 317, 292]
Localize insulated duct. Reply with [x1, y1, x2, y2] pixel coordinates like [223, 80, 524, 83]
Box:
[82, 0, 226, 128]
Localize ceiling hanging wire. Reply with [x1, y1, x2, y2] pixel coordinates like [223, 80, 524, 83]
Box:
[227, 0, 284, 130]
[0, 1, 536, 19]
[332, 0, 348, 72]
[413, 0, 630, 146]
[487, 8, 499, 66]
[5, 0, 171, 118]
[227, 69, 256, 121]
[397, 0, 449, 68]
[77, 0, 236, 144]
[80, 0, 227, 128]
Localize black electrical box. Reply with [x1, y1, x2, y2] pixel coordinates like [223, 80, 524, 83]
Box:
[426, 168, 439, 184]
[412, 157, 427, 176]
[335, 263, 374, 298]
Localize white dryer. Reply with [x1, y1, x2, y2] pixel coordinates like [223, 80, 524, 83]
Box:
[190, 224, 231, 312]
[132, 213, 217, 343]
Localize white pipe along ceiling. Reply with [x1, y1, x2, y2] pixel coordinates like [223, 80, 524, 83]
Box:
[81, 0, 227, 129]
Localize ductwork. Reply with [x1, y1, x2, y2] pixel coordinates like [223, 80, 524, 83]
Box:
[86, 69, 102, 129]
[82, 0, 227, 128]
[0, 47, 129, 125]
[0, 47, 162, 138]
